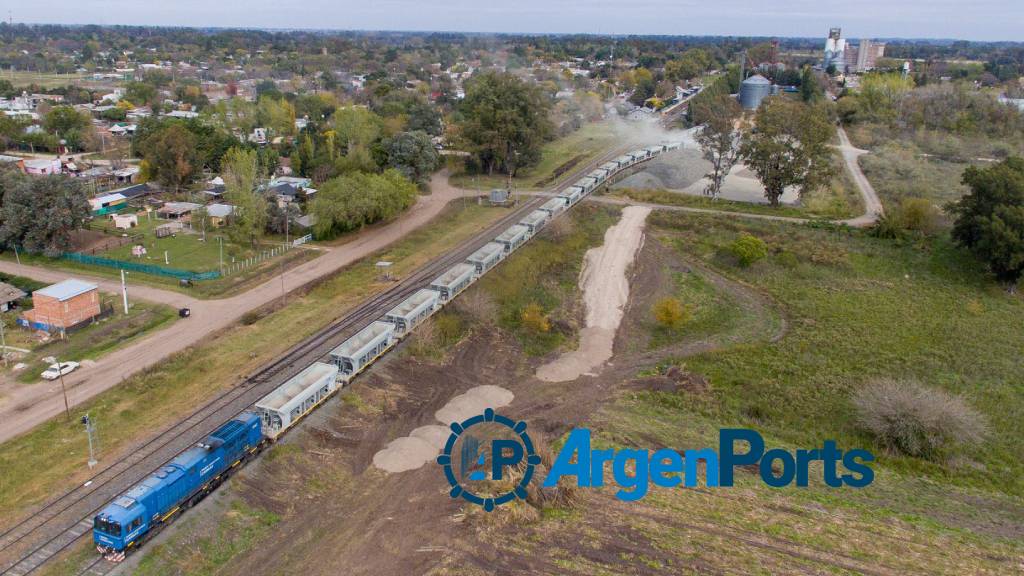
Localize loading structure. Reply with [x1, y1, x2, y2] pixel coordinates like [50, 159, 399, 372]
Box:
[429, 262, 477, 302]
[255, 362, 340, 439]
[465, 242, 505, 275]
[383, 288, 440, 337]
[329, 321, 395, 381]
[494, 224, 530, 254]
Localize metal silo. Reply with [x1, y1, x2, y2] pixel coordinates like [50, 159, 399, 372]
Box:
[739, 74, 772, 110]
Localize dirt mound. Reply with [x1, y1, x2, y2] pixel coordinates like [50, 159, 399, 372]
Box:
[629, 367, 709, 395]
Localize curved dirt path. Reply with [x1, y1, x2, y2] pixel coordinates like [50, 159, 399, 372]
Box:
[0, 171, 478, 444]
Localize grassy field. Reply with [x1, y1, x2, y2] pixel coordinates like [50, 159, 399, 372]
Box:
[450, 121, 619, 191]
[646, 211, 1024, 497]
[0, 70, 102, 89]
[847, 122, 1024, 211]
[0, 201, 511, 530]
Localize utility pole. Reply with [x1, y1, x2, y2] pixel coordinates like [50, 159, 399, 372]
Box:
[218, 236, 224, 273]
[120, 269, 130, 314]
[13, 245, 20, 266]
[57, 357, 70, 420]
[82, 413, 99, 468]
[0, 316, 7, 367]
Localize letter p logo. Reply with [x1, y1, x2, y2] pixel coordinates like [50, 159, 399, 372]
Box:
[491, 439, 524, 480]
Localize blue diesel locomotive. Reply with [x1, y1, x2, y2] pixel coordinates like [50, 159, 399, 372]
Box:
[93, 413, 263, 560]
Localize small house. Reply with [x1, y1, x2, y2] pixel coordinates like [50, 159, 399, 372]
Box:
[89, 193, 127, 215]
[205, 203, 235, 227]
[23, 158, 61, 175]
[19, 279, 101, 334]
[156, 202, 200, 220]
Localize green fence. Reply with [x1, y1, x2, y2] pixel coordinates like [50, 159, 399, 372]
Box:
[62, 252, 221, 281]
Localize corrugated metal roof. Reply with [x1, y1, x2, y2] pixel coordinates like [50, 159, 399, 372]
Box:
[0, 282, 26, 303]
[34, 279, 97, 302]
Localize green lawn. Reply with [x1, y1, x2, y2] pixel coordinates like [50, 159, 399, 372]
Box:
[646, 211, 1024, 497]
[90, 216, 239, 272]
[450, 121, 619, 191]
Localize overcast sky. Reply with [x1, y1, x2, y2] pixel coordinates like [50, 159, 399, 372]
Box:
[13, 0, 1023, 42]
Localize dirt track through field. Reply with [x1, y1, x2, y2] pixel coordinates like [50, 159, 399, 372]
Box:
[536, 205, 651, 382]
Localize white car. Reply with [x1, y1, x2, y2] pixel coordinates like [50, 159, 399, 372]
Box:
[41, 361, 80, 381]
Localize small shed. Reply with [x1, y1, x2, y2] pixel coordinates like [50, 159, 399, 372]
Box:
[0, 282, 27, 312]
[205, 203, 235, 227]
[489, 189, 509, 204]
[494, 224, 529, 254]
[384, 289, 440, 337]
[255, 362, 339, 439]
[465, 242, 505, 275]
[155, 221, 184, 238]
[329, 321, 395, 379]
[112, 213, 138, 229]
[519, 210, 550, 234]
[428, 263, 476, 302]
[89, 193, 127, 215]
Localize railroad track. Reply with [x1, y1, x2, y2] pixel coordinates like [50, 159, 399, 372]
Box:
[0, 144, 636, 576]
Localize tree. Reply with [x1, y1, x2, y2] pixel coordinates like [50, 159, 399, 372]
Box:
[137, 124, 199, 190]
[456, 71, 553, 176]
[949, 157, 1024, 290]
[0, 171, 90, 257]
[222, 147, 267, 248]
[739, 98, 836, 206]
[693, 91, 742, 199]
[309, 169, 417, 239]
[799, 66, 820, 103]
[43, 106, 93, 151]
[383, 131, 440, 186]
[266, 202, 301, 235]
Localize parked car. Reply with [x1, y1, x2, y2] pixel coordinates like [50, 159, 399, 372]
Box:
[41, 361, 80, 380]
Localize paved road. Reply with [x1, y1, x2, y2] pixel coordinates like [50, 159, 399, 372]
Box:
[0, 172, 476, 443]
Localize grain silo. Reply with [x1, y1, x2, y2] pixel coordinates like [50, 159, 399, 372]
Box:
[739, 74, 772, 110]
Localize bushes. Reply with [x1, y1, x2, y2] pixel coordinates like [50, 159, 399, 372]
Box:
[728, 233, 768, 267]
[520, 303, 550, 333]
[853, 378, 988, 459]
[871, 197, 940, 239]
[652, 297, 688, 329]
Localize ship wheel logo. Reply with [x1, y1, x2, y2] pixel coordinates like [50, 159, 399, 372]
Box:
[437, 408, 540, 511]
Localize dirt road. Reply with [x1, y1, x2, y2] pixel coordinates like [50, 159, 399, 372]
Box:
[0, 172, 476, 444]
[835, 126, 885, 227]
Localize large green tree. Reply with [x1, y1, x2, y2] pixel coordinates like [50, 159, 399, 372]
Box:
[0, 171, 90, 257]
[137, 123, 199, 190]
[383, 131, 440, 186]
[739, 97, 836, 206]
[222, 147, 267, 248]
[310, 170, 417, 239]
[949, 157, 1024, 290]
[456, 71, 553, 177]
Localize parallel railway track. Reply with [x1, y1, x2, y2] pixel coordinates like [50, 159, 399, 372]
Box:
[0, 145, 633, 576]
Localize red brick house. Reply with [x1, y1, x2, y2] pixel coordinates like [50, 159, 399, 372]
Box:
[19, 279, 101, 334]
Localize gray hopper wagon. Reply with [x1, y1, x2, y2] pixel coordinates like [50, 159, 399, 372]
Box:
[519, 210, 551, 235]
[429, 262, 477, 302]
[255, 362, 339, 439]
[466, 242, 506, 275]
[494, 224, 530, 254]
[329, 321, 395, 380]
[539, 197, 568, 217]
[383, 288, 440, 337]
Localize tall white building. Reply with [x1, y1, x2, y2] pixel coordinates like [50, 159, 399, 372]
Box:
[823, 28, 846, 72]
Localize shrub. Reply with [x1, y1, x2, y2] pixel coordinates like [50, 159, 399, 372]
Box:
[520, 303, 550, 333]
[728, 233, 768, 267]
[652, 297, 688, 329]
[853, 378, 988, 459]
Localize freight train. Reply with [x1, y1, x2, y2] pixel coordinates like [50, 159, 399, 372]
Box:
[92, 142, 681, 560]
